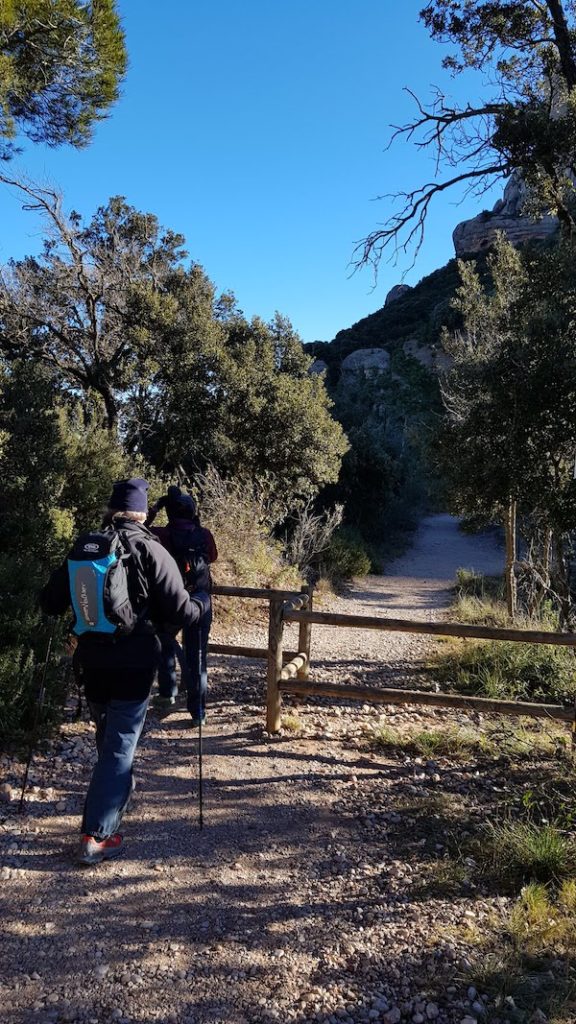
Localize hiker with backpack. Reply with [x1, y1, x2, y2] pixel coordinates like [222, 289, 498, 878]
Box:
[39, 478, 210, 865]
[146, 486, 218, 727]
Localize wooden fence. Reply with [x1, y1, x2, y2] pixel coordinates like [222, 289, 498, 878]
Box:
[209, 584, 576, 736]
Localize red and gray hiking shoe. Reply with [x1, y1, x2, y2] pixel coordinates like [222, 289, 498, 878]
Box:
[77, 833, 124, 865]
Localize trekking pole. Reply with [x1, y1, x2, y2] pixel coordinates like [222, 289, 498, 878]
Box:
[198, 642, 204, 830]
[198, 708, 204, 831]
[19, 618, 57, 813]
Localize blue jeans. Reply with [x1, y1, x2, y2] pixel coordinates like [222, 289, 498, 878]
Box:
[82, 698, 149, 840]
[158, 608, 212, 716]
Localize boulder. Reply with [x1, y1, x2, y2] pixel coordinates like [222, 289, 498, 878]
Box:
[403, 338, 452, 372]
[453, 171, 558, 256]
[341, 348, 390, 376]
[385, 284, 412, 305]
[309, 359, 328, 376]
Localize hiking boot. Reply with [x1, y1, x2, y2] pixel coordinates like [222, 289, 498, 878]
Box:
[188, 711, 206, 728]
[77, 833, 124, 865]
[151, 695, 176, 710]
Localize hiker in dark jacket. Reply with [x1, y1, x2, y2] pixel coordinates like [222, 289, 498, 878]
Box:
[40, 478, 209, 866]
[146, 486, 217, 726]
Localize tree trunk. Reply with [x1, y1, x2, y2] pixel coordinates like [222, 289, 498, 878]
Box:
[553, 531, 573, 628]
[505, 498, 517, 621]
[100, 388, 118, 433]
[547, 0, 576, 90]
[532, 527, 553, 616]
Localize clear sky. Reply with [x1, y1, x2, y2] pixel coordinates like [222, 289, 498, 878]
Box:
[0, 1, 501, 344]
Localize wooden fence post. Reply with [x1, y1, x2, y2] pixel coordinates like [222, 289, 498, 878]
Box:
[297, 583, 313, 681]
[266, 598, 284, 733]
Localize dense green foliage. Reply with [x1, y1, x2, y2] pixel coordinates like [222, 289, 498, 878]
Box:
[142, 304, 348, 514]
[437, 236, 576, 622]
[0, 0, 126, 159]
[322, 528, 372, 582]
[0, 190, 348, 743]
[0, 362, 137, 741]
[307, 270, 455, 547]
[0, 188, 348, 508]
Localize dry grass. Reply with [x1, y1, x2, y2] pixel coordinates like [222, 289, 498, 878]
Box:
[281, 713, 303, 733]
[370, 718, 569, 762]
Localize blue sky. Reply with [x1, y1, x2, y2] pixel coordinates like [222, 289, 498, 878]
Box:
[0, 1, 501, 343]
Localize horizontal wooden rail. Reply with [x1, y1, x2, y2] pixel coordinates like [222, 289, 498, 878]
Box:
[212, 584, 305, 601]
[209, 643, 299, 661]
[279, 679, 573, 722]
[284, 609, 576, 648]
[280, 653, 308, 682]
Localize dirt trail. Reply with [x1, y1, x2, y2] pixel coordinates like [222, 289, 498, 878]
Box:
[0, 516, 509, 1024]
[216, 512, 503, 687]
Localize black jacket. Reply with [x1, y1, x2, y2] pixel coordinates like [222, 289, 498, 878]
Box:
[40, 518, 208, 636]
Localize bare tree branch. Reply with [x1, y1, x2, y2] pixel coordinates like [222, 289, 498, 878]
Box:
[353, 162, 509, 272]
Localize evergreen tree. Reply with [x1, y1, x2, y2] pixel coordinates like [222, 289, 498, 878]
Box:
[438, 235, 576, 622]
[137, 279, 349, 513]
[0, 0, 126, 159]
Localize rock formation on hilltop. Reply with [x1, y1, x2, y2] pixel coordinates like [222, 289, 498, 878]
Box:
[341, 348, 391, 376]
[453, 171, 558, 256]
[385, 284, 413, 305]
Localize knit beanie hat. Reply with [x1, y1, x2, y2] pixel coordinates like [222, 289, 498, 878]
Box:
[166, 485, 197, 521]
[108, 478, 149, 513]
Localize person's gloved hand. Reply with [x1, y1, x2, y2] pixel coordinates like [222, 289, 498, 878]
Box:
[145, 494, 168, 526]
[189, 591, 210, 618]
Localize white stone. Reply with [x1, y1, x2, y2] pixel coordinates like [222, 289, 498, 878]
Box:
[403, 338, 452, 372]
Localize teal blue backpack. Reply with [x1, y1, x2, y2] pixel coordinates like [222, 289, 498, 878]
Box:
[67, 529, 138, 637]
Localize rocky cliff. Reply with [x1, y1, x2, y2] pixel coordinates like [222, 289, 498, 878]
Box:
[452, 171, 558, 256]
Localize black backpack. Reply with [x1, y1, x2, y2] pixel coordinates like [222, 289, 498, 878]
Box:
[67, 529, 141, 638]
[168, 525, 211, 594]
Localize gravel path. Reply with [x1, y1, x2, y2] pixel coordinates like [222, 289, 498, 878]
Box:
[218, 513, 504, 690]
[0, 516, 521, 1024]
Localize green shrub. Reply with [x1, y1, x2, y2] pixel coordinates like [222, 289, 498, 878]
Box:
[323, 528, 372, 581]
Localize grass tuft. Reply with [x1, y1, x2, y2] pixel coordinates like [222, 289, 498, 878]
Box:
[480, 820, 576, 885]
[281, 714, 303, 733]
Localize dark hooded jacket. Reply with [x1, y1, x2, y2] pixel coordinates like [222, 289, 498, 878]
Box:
[40, 519, 210, 702]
